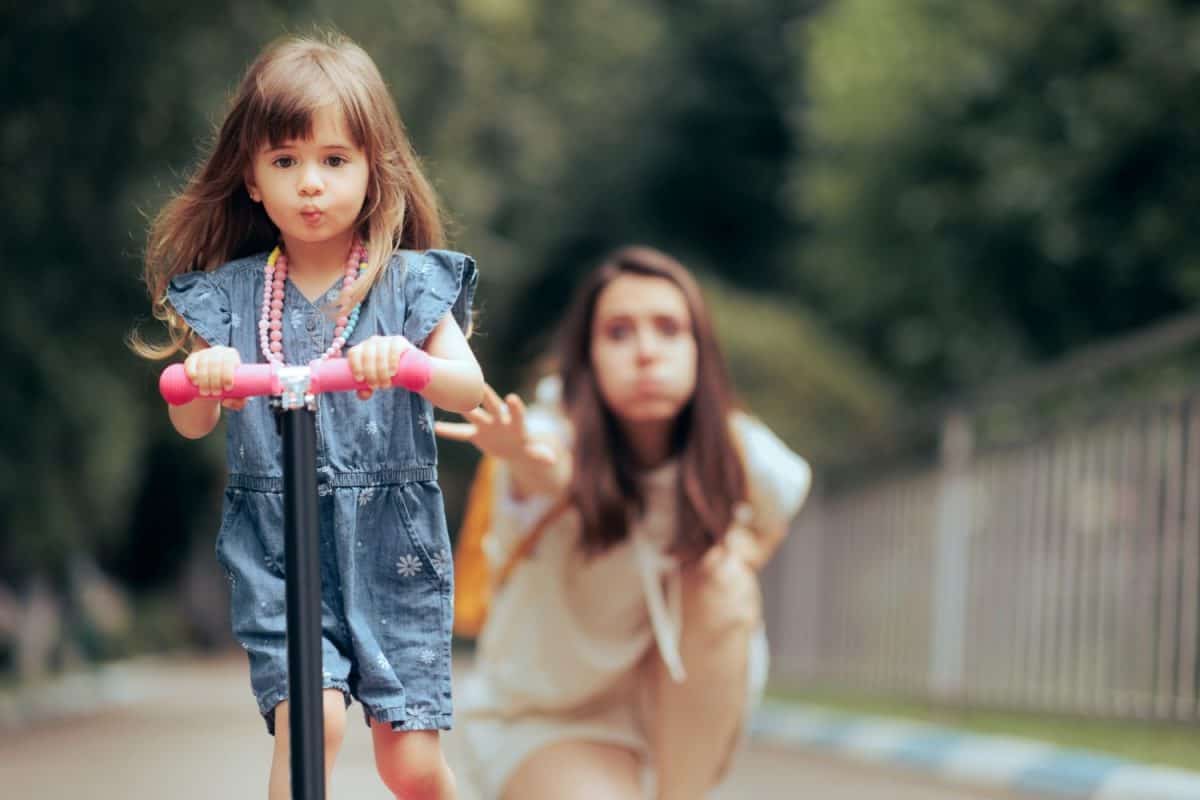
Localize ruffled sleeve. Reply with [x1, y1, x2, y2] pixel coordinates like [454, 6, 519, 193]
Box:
[402, 249, 478, 348]
[733, 412, 812, 534]
[166, 271, 233, 347]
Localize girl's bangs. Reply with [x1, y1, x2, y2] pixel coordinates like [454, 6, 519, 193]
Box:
[241, 60, 370, 155]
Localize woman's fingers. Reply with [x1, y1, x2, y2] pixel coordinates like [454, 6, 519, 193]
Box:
[481, 383, 506, 419]
[526, 440, 557, 465]
[434, 421, 478, 441]
[506, 393, 527, 430]
[464, 406, 495, 427]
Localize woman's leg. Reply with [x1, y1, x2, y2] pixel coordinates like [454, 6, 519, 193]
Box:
[370, 725, 457, 800]
[503, 741, 643, 800]
[647, 545, 761, 800]
[268, 689, 348, 800]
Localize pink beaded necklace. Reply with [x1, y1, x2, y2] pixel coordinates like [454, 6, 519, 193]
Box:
[259, 241, 367, 365]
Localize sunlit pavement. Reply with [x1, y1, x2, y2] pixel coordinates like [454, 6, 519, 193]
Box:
[0, 654, 1035, 799]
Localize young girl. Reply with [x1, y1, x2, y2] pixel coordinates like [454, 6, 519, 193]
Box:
[436, 246, 810, 799]
[134, 32, 483, 800]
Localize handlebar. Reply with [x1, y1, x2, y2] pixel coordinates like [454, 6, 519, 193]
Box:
[159, 350, 433, 406]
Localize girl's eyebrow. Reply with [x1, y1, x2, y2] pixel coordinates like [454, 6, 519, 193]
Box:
[262, 140, 357, 152]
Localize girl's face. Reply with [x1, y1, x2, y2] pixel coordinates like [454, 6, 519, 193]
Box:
[245, 105, 369, 251]
[590, 274, 698, 425]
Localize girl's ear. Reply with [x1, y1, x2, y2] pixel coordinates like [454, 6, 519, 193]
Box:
[244, 170, 261, 203]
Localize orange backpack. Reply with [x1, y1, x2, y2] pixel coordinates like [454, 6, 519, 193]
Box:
[452, 455, 567, 637]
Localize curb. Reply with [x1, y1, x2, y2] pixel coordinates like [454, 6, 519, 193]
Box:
[749, 703, 1200, 800]
[0, 660, 157, 732]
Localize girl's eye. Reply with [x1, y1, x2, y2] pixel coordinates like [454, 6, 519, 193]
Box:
[326, 155, 347, 167]
[272, 156, 296, 168]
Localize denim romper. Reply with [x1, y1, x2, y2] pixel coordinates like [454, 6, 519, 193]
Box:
[167, 248, 476, 734]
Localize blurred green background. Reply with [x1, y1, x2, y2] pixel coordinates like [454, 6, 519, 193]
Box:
[5, 0, 1200, 679]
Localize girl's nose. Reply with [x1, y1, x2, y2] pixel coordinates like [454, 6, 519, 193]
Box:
[298, 166, 323, 195]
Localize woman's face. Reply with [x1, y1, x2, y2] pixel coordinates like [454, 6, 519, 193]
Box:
[590, 274, 698, 425]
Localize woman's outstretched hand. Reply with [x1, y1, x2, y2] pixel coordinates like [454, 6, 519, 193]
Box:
[435, 384, 556, 466]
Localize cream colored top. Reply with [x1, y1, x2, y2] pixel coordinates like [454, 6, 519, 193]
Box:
[458, 389, 812, 720]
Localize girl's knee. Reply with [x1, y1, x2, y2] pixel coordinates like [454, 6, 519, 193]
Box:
[272, 691, 348, 753]
[322, 691, 348, 752]
[374, 729, 454, 799]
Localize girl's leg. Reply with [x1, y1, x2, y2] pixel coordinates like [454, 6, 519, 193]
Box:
[370, 724, 457, 800]
[268, 689, 349, 800]
[503, 741, 643, 800]
[646, 546, 761, 800]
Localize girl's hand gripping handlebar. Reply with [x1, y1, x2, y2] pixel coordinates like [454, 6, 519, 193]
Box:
[159, 350, 433, 406]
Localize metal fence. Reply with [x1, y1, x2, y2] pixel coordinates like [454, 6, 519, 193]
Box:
[762, 391, 1200, 721]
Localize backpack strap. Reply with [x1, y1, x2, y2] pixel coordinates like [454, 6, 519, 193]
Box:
[492, 496, 571, 589]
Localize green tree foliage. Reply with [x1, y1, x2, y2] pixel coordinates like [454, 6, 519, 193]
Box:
[795, 0, 1200, 399]
[0, 1, 306, 585]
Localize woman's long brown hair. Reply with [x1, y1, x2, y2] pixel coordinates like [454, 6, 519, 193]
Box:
[132, 31, 444, 359]
[557, 246, 747, 561]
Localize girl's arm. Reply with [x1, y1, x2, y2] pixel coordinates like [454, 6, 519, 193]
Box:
[348, 314, 483, 414]
[167, 341, 246, 439]
[435, 384, 570, 500]
[419, 313, 485, 413]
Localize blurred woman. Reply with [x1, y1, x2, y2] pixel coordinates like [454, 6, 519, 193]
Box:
[437, 245, 810, 799]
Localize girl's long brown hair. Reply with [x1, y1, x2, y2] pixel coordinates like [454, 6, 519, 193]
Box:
[558, 246, 747, 561]
[133, 31, 444, 359]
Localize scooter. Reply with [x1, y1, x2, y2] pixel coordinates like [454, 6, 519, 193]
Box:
[160, 353, 431, 800]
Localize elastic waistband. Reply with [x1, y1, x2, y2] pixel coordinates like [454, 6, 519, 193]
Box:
[228, 466, 437, 492]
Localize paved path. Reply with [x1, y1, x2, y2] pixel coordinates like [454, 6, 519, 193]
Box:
[0, 655, 1033, 799]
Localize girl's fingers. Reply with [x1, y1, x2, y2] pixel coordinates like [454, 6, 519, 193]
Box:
[434, 421, 477, 441]
[349, 346, 365, 382]
[200, 358, 219, 396]
[373, 338, 391, 388]
[222, 351, 237, 391]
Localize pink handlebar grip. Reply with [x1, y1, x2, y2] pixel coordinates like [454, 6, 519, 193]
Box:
[309, 349, 433, 394]
[158, 350, 432, 406]
[159, 363, 279, 406]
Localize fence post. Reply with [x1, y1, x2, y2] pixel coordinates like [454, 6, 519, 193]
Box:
[930, 410, 973, 700]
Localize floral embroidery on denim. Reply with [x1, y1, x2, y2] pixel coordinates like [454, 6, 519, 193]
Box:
[417, 648, 437, 666]
[396, 555, 422, 577]
[404, 704, 434, 729]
